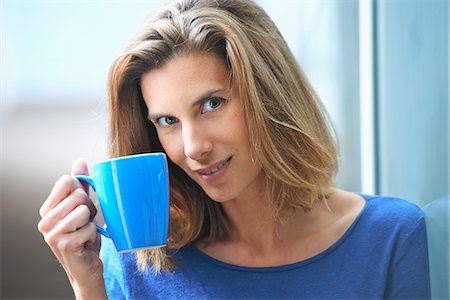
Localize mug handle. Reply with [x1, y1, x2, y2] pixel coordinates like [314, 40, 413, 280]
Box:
[74, 175, 110, 239]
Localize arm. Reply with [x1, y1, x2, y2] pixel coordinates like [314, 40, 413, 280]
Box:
[384, 217, 431, 299]
[37, 159, 107, 300]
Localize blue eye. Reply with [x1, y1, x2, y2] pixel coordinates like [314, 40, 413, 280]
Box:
[156, 116, 178, 127]
[201, 98, 224, 113]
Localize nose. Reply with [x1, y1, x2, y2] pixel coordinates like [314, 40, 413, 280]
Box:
[182, 123, 213, 161]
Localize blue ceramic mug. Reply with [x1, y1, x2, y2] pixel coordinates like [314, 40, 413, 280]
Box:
[75, 153, 170, 252]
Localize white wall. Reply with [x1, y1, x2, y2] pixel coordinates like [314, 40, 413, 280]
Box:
[2, 2, 163, 298]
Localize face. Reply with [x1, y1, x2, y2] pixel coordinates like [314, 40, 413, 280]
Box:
[141, 53, 264, 203]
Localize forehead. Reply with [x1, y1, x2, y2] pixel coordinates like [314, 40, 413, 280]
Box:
[140, 53, 231, 111]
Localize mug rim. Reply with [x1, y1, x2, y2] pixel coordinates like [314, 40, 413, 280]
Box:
[94, 152, 166, 166]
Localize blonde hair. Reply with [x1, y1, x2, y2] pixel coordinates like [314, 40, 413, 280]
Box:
[107, 0, 338, 273]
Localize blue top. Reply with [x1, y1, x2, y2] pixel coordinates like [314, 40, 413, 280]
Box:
[100, 195, 431, 299]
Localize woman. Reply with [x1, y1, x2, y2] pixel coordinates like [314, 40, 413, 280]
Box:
[38, 0, 431, 299]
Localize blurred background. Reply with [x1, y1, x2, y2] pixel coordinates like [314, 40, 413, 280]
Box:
[1, 0, 448, 299]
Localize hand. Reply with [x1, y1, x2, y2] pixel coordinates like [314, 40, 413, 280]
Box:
[38, 158, 107, 299]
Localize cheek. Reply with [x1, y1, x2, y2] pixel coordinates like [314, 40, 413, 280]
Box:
[157, 133, 184, 165]
[233, 117, 252, 149]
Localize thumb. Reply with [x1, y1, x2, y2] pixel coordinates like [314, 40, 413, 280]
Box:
[71, 158, 90, 192]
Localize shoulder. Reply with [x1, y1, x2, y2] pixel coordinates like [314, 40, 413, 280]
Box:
[355, 195, 428, 250]
[100, 237, 125, 282]
[328, 190, 425, 233]
[361, 194, 425, 225]
[100, 236, 137, 298]
[100, 236, 126, 268]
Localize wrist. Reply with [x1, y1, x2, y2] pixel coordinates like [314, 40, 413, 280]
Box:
[73, 279, 107, 300]
[71, 271, 107, 300]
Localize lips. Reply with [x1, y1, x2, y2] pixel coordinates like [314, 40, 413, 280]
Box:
[202, 160, 228, 175]
[195, 157, 232, 176]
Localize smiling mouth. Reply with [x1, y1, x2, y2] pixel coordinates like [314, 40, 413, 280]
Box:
[199, 157, 232, 176]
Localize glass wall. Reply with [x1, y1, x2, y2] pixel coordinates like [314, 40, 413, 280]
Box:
[377, 0, 448, 206]
[376, 1, 449, 298]
[259, 1, 361, 192]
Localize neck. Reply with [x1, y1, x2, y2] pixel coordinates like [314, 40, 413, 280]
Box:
[196, 188, 366, 268]
[223, 197, 278, 248]
[218, 186, 336, 252]
[219, 181, 304, 253]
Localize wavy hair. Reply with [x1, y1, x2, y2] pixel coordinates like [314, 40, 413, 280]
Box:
[107, 0, 338, 273]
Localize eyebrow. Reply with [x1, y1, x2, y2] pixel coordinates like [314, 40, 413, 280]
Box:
[191, 88, 225, 108]
[147, 88, 225, 120]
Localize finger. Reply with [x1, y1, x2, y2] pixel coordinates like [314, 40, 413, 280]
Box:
[71, 158, 90, 193]
[75, 222, 100, 251]
[59, 222, 100, 255]
[40, 175, 82, 218]
[38, 188, 97, 233]
[53, 204, 92, 235]
[53, 187, 97, 222]
[42, 204, 91, 251]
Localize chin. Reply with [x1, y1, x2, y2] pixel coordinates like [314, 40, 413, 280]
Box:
[203, 189, 234, 203]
